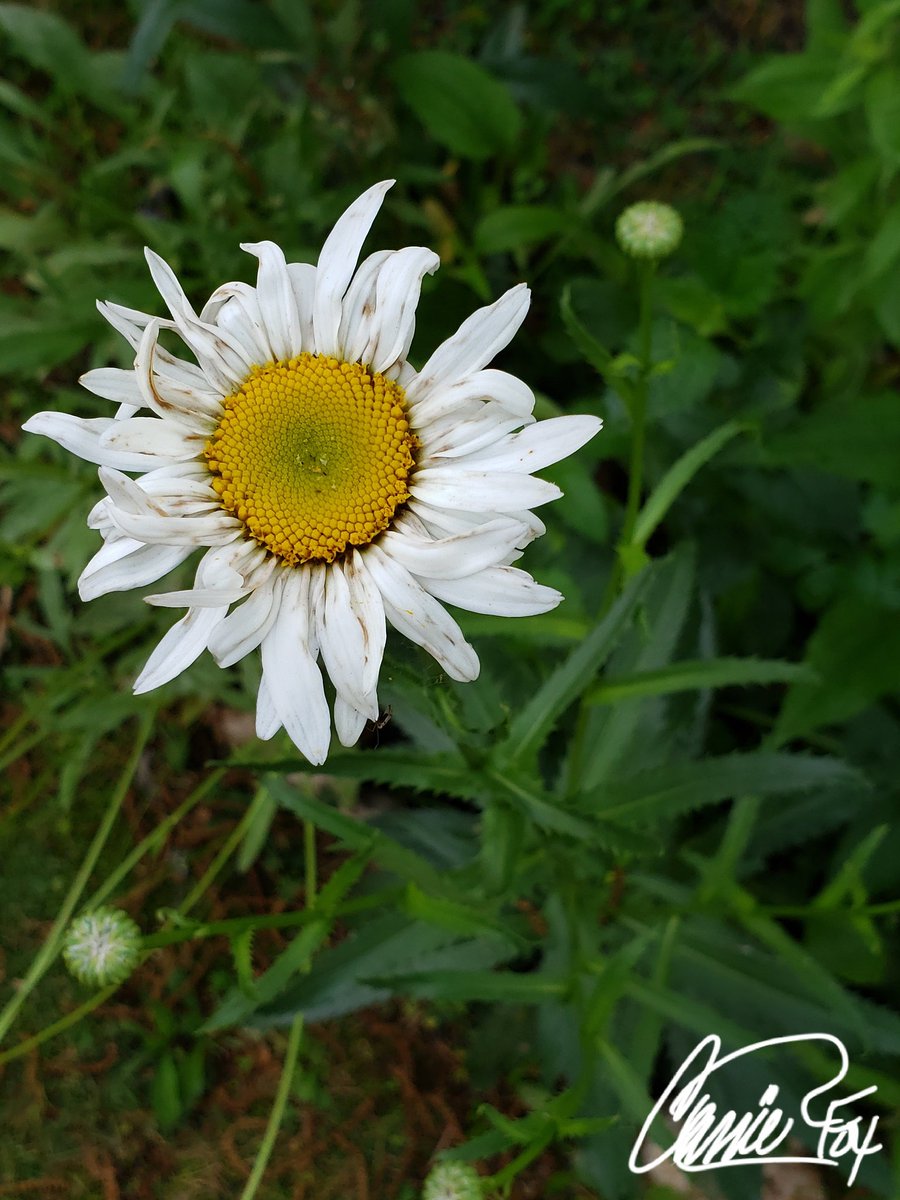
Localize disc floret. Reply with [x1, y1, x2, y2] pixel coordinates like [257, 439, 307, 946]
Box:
[206, 352, 417, 565]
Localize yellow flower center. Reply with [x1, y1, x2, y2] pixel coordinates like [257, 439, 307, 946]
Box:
[204, 353, 417, 565]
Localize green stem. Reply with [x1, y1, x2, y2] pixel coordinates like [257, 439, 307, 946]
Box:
[142, 886, 401, 950]
[83, 767, 226, 912]
[304, 818, 317, 904]
[238, 1013, 304, 1200]
[0, 711, 154, 1046]
[239, 820, 316, 1199]
[0, 981, 119, 1066]
[178, 783, 270, 917]
[619, 259, 655, 550]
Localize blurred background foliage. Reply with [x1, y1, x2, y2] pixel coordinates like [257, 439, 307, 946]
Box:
[1, 0, 900, 1197]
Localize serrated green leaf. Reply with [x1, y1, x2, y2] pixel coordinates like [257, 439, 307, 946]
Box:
[403, 882, 524, 947]
[371, 967, 566, 1003]
[574, 548, 696, 791]
[254, 914, 514, 1024]
[392, 51, 521, 160]
[588, 656, 813, 704]
[498, 569, 650, 766]
[579, 752, 867, 823]
[231, 929, 257, 999]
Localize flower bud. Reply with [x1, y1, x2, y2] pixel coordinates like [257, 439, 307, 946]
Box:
[422, 1160, 482, 1200]
[615, 200, 683, 260]
[62, 906, 142, 988]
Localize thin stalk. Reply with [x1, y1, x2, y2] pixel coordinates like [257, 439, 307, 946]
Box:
[239, 819, 317, 1199]
[237, 1013, 304, 1200]
[0, 982, 118, 1066]
[83, 767, 226, 911]
[142, 885, 402, 950]
[304, 818, 317, 903]
[619, 259, 655, 551]
[0, 711, 154, 1046]
[178, 783, 270, 917]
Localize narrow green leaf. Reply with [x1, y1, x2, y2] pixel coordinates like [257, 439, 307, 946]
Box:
[631, 420, 748, 551]
[499, 569, 650, 765]
[588, 657, 813, 704]
[372, 968, 566, 1003]
[580, 752, 868, 823]
[403, 883, 524, 947]
[231, 929, 257, 999]
[560, 283, 615, 379]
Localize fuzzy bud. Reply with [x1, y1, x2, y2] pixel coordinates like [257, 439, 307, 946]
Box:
[615, 200, 683, 260]
[62, 906, 142, 988]
[422, 1160, 482, 1200]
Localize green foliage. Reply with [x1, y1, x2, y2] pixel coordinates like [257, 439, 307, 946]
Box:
[2, 1, 900, 1198]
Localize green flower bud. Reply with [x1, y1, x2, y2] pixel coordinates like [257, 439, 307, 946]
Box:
[615, 200, 683, 260]
[422, 1160, 482, 1200]
[62, 906, 142, 988]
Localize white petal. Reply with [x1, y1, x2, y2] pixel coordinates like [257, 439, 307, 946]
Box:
[313, 180, 394, 358]
[133, 320, 218, 432]
[286, 263, 317, 353]
[336, 250, 392, 364]
[411, 468, 562, 511]
[108, 508, 240, 546]
[260, 571, 331, 763]
[97, 300, 155, 350]
[404, 285, 530, 405]
[462, 414, 603, 472]
[172, 313, 254, 395]
[144, 248, 197, 323]
[362, 544, 479, 682]
[144, 545, 247, 607]
[97, 415, 205, 460]
[241, 241, 302, 360]
[410, 368, 535, 426]
[418, 565, 563, 617]
[209, 575, 282, 668]
[256, 676, 282, 740]
[314, 563, 376, 718]
[201, 282, 273, 364]
[80, 367, 142, 406]
[420, 403, 528, 459]
[133, 603, 228, 693]
[334, 696, 368, 748]
[345, 550, 387, 698]
[78, 540, 192, 601]
[369, 246, 440, 373]
[22, 411, 175, 471]
[379, 519, 528, 580]
[98, 466, 165, 516]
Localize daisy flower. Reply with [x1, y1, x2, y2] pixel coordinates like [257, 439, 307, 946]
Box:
[24, 181, 601, 763]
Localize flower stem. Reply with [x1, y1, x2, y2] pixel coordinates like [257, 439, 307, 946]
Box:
[178, 782, 270, 917]
[0, 982, 119, 1066]
[0, 710, 154, 1047]
[237, 1013, 304, 1200]
[619, 259, 655, 551]
[239, 819, 317, 1200]
[84, 766, 226, 911]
